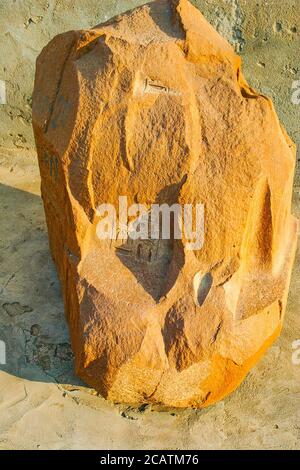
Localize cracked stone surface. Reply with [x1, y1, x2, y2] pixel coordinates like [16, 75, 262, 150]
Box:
[0, 149, 300, 449]
[32, 0, 297, 408]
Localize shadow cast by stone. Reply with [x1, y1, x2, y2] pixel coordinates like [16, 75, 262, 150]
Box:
[0, 183, 84, 388]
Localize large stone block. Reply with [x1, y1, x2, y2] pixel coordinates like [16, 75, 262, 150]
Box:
[32, 0, 298, 408]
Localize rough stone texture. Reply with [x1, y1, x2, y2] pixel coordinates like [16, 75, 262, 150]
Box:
[1, 0, 300, 449]
[32, 0, 297, 408]
[1, 0, 300, 183]
[1, 149, 300, 449]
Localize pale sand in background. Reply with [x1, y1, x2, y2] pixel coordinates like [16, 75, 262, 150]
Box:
[0, 149, 299, 450]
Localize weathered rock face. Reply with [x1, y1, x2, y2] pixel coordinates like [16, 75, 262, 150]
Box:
[32, 0, 298, 408]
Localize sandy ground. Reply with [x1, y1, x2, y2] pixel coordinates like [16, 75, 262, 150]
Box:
[0, 148, 300, 450]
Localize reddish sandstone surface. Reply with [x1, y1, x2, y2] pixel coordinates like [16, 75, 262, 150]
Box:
[32, 0, 298, 408]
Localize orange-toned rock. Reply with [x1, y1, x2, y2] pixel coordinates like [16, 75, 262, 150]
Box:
[32, 0, 298, 408]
